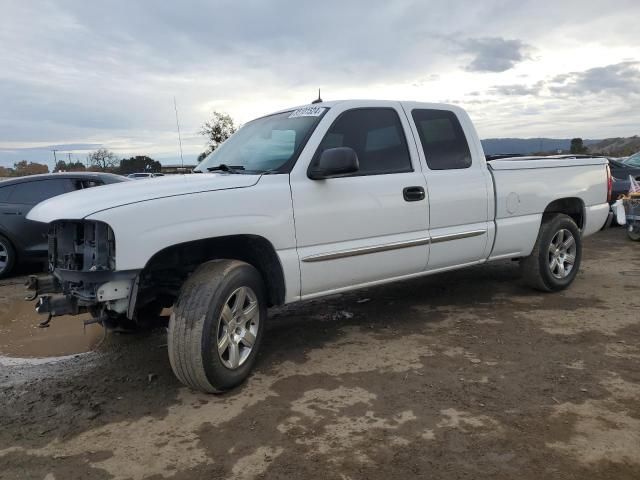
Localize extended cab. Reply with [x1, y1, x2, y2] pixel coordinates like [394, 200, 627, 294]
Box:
[27, 100, 611, 392]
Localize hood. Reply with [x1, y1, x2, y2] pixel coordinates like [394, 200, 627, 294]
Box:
[27, 173, 261, 223]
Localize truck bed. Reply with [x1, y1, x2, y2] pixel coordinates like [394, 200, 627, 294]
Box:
[487, 156, 609, 261]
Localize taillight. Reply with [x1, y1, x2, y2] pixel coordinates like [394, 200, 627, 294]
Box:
[606, 164, 612, 202]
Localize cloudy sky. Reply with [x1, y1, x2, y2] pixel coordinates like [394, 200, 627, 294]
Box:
[1, 0, 639, 168]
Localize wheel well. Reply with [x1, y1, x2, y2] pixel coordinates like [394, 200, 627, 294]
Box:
[140, 235, 286, 308]
[0, 230, 17, 251]
[543, 198, 585, 229]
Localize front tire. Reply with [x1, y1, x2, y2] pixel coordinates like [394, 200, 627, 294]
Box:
[168, 260, 266, 393]
[521, 214, 582, 292]
[0, 235, 16, 279]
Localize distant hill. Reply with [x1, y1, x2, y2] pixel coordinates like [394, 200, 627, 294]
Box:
[587, 136, 640, 157]
[480, 138, 601, 155]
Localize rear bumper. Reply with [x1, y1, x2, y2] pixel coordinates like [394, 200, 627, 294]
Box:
[584, 203, 612, 237]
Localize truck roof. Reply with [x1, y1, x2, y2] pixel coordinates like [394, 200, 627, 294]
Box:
[270, 99, 462, 116]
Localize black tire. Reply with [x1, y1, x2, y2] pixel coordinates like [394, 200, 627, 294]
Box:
[520, 214, 582, 292]
[168, 260, 266, 393]
[627, 226, 640, 242]
[0, 235, 16, 279]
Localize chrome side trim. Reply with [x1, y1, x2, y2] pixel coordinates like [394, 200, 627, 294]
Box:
[301, 230, 486, 263]
[302, 237, 431, 263]
[430, 229, 486, 244]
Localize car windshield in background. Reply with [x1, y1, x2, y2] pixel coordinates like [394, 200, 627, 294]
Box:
[194, 108, 327, 173]
[624, 152, 640, 167]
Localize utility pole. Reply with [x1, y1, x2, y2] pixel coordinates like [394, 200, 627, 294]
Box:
[51, 149, 59, 172]
[174, 96, 185, 169]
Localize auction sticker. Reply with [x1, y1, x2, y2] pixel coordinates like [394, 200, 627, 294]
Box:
[288, 106, 326, 118]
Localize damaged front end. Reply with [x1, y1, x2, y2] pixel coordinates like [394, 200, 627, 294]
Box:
[27, 220, 140, 326]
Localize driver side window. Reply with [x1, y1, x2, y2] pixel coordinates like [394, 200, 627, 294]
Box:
[315, 108, 412, 176]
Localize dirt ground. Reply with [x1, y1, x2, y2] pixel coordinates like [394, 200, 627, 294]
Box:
[0, 227, 639, 480]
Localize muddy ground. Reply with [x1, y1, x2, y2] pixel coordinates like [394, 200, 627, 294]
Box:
[0, 227, 639, 480]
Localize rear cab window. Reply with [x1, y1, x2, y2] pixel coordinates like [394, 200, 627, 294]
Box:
[411, 109, 472, 170]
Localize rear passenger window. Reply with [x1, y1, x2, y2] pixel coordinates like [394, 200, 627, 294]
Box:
[316, 108, 412, 175]
[411, 109, 472, 170]
[9, 180, 69, 205]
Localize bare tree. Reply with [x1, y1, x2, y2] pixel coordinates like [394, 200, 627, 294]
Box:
[87, 148, 118, 171]
[199, 111, 237, 159]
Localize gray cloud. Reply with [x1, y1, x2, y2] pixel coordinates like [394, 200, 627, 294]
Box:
[460, 37, 531, 72]
[489, 82, 543, 96]
[485, 62, 640, 100]
[548, 61, 640, 96]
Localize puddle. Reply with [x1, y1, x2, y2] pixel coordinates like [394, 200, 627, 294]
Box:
[0, 297, 103, 358]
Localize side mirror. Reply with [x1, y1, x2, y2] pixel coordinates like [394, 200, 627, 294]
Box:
[308, 147, 359, 180]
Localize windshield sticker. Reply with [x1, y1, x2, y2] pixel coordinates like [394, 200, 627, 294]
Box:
[288, 106, 326, 118]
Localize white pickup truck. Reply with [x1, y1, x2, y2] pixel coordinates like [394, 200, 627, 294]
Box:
[28, 100, 612, 392]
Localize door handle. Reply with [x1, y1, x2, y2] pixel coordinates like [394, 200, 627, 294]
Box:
[403, 186, 425, 202]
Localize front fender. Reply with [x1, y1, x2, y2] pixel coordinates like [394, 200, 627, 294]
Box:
[86, 175, 297, 271]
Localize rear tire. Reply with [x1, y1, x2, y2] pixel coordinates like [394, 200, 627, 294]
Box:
[0, 235, 16, 279]
[521, 214, 582, 292]
[168, 260, 266, 393]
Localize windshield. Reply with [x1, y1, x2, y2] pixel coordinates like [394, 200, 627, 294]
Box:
[194, 108, 327, 173]
[625, 152, 640, 167]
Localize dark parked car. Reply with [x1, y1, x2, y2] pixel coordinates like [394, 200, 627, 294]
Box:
[609, 158, 640, 201]
[542, 155, 640, 203]
[623, 151, 640, 168]
[0, 172, 126, 277]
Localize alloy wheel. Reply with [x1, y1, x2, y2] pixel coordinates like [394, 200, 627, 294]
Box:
[0, 240, 8, 273]
[548, 229, 577, 279]
[216, 286, 260, 370]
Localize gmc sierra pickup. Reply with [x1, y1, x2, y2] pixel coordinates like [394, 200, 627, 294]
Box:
[27, 100, 612, 393]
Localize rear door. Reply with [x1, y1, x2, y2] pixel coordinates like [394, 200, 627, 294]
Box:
[404, 105, 493, 270]
[290, 102, 430, 297]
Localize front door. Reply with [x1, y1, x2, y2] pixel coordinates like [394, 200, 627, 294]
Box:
[290, 103, 430, 297]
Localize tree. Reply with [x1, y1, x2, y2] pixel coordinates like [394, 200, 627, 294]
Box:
[198, 111, 236, 159]
[13, 160, 49, 176]
[54, 160, 86, 172]
[0, 166, 14, 177]
[118, 156, 162, 175]
[87, 148, 118, 171]
[570, 138, 587, 154]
